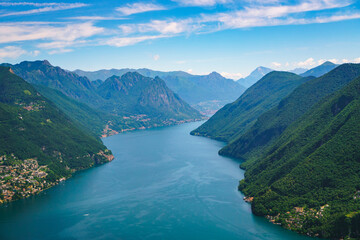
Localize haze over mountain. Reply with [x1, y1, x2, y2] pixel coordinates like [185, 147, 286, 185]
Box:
[74, 68, 246, 115]
[237, 67, 274, 88]
[0, 66, 113, 203]
[289, 68, 308, 74]
[191, 71, 311, 142]
[300, 61, 338, 77]
[2, 61, 202, 137]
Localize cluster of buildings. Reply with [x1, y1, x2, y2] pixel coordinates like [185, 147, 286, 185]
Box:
[0, 156, 51, 204]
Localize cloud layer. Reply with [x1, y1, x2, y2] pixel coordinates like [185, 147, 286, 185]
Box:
[116, 3, 166, 16]
[0, 0, 359, 62]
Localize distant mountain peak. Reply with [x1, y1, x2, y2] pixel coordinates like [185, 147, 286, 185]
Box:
[19, 60, 52, 67]
[209, 71, 222, 77]
[42, 60, 51, 66]
[238, 66, 274, 88]
[321, 61, 336, 66]
[301, 61, 338, 77]
[256, 66, 268, 71]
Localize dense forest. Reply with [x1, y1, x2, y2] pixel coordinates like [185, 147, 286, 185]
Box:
[193, 63, 360, 238]
[0, 67, 113, 203]
[240, 75, 360, 238]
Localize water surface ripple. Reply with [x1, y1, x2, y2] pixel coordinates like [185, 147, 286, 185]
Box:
[0, 121, 311, 240]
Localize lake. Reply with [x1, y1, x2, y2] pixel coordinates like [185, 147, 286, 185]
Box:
[0, 121, 312, 240]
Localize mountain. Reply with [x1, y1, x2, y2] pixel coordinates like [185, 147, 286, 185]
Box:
[289, 68, 307, 75]
[190, 72, 310, 142]
[2, 61, 203, 137]
[300, 61, 338, 77]
[75, 68, 246, 115]
[0, 67, 113, 204]
[237, 66, 274, 88]
[33, 85, 108, 137]
[219, 64, 360, 166]
[239, 75, 360, 239]
[74, 68, 192, 81]
[2, 61, 102, 106]
[97, 72, 202, 120]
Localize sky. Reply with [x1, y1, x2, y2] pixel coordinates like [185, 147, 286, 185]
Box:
[0, 0, 360, 79]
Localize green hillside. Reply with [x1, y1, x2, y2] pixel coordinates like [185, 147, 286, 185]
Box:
[239, 75, 360, 239]
[2, 61, 203, 137]
[190, 72, 309, 142]
[220, 64, 360, 165]
[0, 67, 113, 203]
[34, 85, 108, 136]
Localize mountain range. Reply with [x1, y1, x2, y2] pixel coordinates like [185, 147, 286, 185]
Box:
[74, 68, 246, 115]
[235, 61, 337, 89]
[192, 62, 360, 238]
[220, 63, 360, 165]
[2, 61, 203, 137]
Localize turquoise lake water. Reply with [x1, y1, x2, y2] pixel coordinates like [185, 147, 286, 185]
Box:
[0, 121, 312, 240]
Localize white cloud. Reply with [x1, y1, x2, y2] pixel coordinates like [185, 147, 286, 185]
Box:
[113, 0, 359, 46]
[173, 0, 231, 6]
[0, 46, 27, 61]
[317, 58, 338, 65]
[105, 35, 168, 47]
[0, 3, 88, 17]
[220, 72, 243, 79]
[119, 25, 135, 35]
[353, 57, 360, 63]
[117, 19, 200, 39]
[138, 19, 199, 34]
[31, 50, 40, 56]
[0, 2, 67, 7]
[295, 58, 316, 67]
[187, 69, 193, 74]
[37, 40, 87, 49]
[116, 3, 166, 16]
[48, 49, 73, 55]
[153, 54, 160, 61]
[66, 16, 125, 21]
[286, 57, 360, 69]
[271, 61, 282, 68]
[0, 22, 104, 45]
[200, 0, 355, 29]
[1, 0, 359, 52]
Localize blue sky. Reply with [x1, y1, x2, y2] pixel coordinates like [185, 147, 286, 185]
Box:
[0, 0, 360, 78]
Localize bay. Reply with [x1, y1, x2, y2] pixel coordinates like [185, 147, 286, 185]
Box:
[0, 121, 311, 240]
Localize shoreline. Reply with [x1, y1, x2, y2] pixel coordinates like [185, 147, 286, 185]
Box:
[0, 151, 114, 206]
[101, 117, 208, 138]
